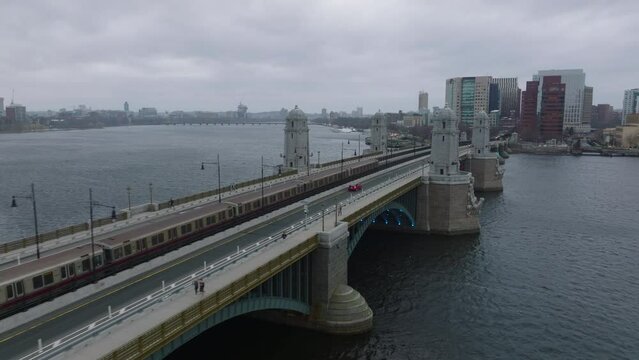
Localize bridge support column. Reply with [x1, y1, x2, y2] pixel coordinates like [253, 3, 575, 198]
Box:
[418, 174, 482, 235]
[306, 222, 373, 334]
[470, 157, 503, 192]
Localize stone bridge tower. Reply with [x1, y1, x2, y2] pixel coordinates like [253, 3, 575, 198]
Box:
[283, 105, 309, 171]
[369, 110, 387, 154]
[414, 107, 482, 235]
[471, 111, 504, 191]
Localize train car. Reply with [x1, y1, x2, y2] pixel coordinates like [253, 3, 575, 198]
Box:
[0, 157, 381, 319]
[0, 244, 105, 318]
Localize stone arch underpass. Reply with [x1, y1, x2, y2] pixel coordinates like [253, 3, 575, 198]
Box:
[347, 189, 418, 255]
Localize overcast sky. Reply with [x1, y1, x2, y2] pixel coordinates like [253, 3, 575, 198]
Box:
[0, 0, 636, 113]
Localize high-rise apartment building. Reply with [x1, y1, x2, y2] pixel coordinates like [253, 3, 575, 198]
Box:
[622, 89, 639, 125]
[445, 76, 491, 125]
[491, 77, 520, 119]
[124, 101, 129, 112]
[418, 91, 429, 114]
[0, 97, 4, 116]
[534, 69, 587, 132]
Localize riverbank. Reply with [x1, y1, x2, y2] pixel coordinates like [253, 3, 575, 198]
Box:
[508, 143, 570, 155]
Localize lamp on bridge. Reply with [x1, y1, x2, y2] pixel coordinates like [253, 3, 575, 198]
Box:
[261, 156, 279, 207]
[201, 154, 222, 203]
[89, 188, 117, 274]
[341, 142, 358, 177]
[11, 183, 41, 259]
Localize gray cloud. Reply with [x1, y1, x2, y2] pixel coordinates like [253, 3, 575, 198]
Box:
[0, 0, 636, 113]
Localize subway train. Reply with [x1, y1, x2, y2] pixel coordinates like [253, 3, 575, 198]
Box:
[0, 148, 431, 320]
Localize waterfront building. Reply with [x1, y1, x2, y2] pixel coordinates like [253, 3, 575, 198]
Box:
[418, 91, 429, 114]
[581, 86, 593, 132]
[539, 76, 566, 141]
[613, 114, 639, 148]
[534, 69, 588, 133]
[283, 105, 309, 170]
[622, 89, 639, 125]
[5, 103, 27, 124]
[445, 76, 491, 125]
[520, 80, 540, 141]
[592, 104, 617, 129]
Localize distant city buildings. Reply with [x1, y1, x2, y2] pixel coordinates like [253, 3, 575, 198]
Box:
[237, 102, 248, 119]
[445, 76, 492, 125]
[124, 101, 129, 112]
[0, 97, 4, 116]
[591, 104, 618, 129]
[622, 89, 639, 125]
[139, 107, 158, 117]
[418, 91, 428, 114]
[520, 69, 592, 141]
[6, 103, 27, 124]
[491, 77, 520, 120]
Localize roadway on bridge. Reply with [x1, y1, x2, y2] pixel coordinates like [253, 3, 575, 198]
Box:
[1, 156, 428, 359]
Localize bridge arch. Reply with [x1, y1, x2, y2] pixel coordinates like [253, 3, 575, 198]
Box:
[347, 198, 417, 256]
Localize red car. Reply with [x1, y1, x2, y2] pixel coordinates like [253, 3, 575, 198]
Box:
[348, 183, 362, 192]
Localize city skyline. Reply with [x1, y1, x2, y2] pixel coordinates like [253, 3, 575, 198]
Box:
[1, 1, 636, 112]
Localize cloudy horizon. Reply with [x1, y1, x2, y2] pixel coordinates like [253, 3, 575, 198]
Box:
[0, 0, 636, 113]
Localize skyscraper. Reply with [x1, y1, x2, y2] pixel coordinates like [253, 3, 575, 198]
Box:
[534, 69, 587, 132]
[520, 80, 540, 141]
[124, 101, 129, 112]
[491, 77, 520, 119]
[445, 76, 491, 125]
[622, 89, 639, 125]
[0, 97, 4, 116]
[539, 76, 566, 141]
[418, 91, 429, 114]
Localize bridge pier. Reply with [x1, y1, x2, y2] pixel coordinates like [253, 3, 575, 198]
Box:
[256, 222, 372, 334]
[413, 175, 482, 235]
[470, 112, 504, 192]
[470, 157, 503, 191]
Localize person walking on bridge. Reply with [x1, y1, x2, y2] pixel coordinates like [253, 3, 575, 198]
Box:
[193, 279, 199, 294]
[199, 279, 205, 294]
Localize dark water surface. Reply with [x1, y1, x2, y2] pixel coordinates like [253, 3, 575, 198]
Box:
[168, 154, 639, 360]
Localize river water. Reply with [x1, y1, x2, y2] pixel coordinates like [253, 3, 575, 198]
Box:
[2, 127, 638, 359]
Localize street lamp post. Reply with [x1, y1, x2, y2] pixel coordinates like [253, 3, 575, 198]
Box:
[126, 186, 131, 212]
[201, 153, 221, 203]
[317, 151, 321, 168]
[11, 183, 41, 259]
[341, 142, 358, 178]
[261, 156, 279, 207]
[89, 188, 116, 274]
[149, 183, 153, 205]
